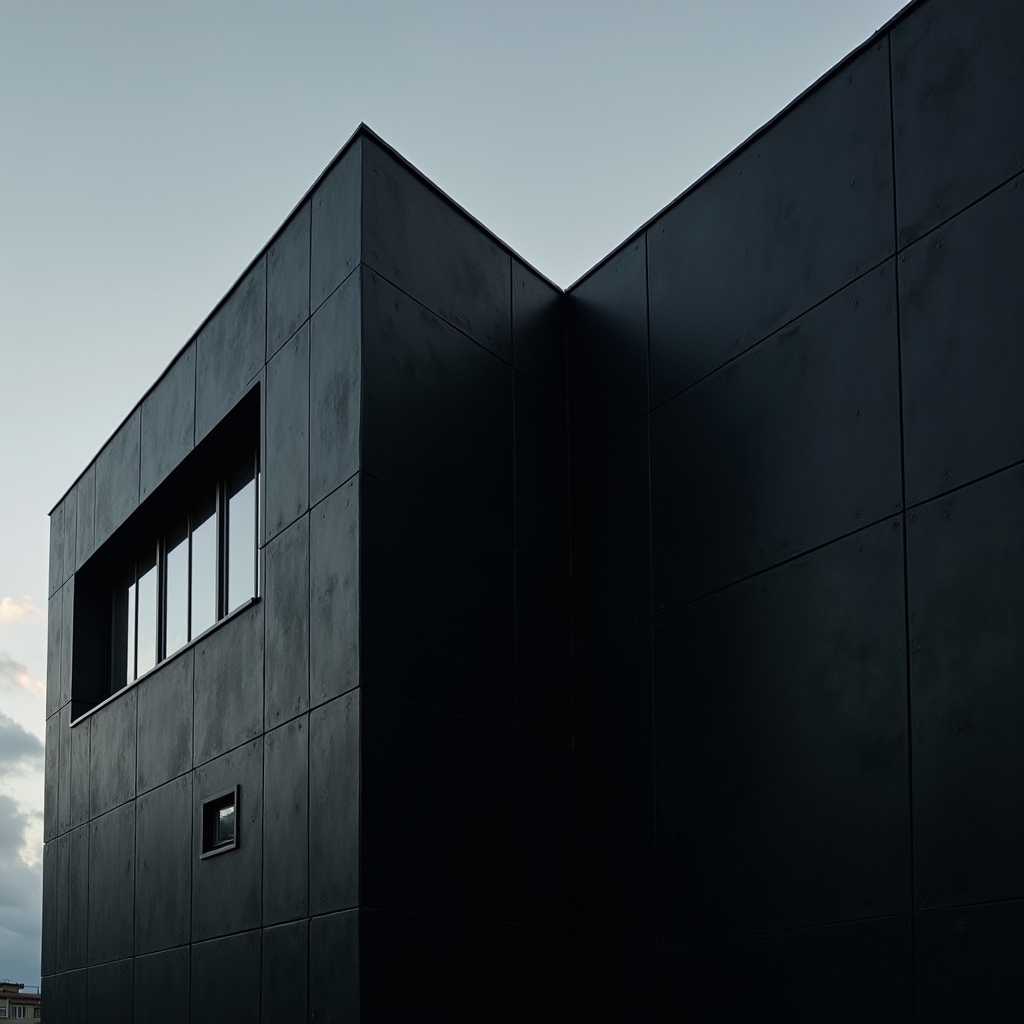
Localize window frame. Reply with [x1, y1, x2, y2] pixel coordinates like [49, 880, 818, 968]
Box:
[107, 448, 260, 698]
[200, 785, 241, 859]
[70, 384, 261, 725]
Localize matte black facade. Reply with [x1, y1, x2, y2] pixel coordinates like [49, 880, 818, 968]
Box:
[42, 0, 1023, 1019]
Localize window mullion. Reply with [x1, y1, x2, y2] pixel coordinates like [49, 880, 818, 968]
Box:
[253, 449, 260, 599]
[217, 479, 226, 621]
[131, 560, 139, 683]
[187, 514, 193, 642]
[157, 536, 165, 663]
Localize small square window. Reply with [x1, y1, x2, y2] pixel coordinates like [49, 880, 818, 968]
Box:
[200, 786, 239, 858]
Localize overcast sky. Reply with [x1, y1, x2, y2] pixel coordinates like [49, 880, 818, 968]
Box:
[0, 0, 908, 987]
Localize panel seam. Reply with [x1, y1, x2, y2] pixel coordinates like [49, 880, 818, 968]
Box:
[889, 30, 918, 1023]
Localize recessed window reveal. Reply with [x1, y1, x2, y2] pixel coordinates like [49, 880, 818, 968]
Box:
[200, 786, 240, 858]
[109, 450, 259, 697]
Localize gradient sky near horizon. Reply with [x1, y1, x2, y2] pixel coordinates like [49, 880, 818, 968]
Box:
[0, 0, 907, 986]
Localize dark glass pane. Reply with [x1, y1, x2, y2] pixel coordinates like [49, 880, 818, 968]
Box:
[216, 803, 235, 846]
[191, 493, 217, 637]
[165, 520, 188, 657]
[127, 580, 136, 685]
[136, 546, 158, 677]
[227, 464, 255, 613]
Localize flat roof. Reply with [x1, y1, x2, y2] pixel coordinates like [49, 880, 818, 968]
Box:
[50, 121, 559, 513]
[51, 0, 923, 512]
[566, 0, 923, 292]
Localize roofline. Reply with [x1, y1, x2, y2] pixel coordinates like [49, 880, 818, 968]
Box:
[357, 125, 562, 293]
[565, 0, 924, 293]
[52, 0, 924, 512]
[50, 123, 561, 513]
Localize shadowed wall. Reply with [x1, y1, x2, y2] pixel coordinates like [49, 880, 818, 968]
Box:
[41, 0, 1023, 1020]
[567, 0, 1023, 1019]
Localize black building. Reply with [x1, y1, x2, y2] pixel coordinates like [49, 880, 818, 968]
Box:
[41, 0, 1023, 1019]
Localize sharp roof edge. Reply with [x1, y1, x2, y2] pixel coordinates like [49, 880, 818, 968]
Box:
[50, 122, 559, 513]
[566, 0, 924, 293]
[51, 0, 924, 512]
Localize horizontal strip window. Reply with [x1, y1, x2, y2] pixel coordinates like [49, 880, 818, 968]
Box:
[110, 452, 259, 696]
[72, 385, 261, 721]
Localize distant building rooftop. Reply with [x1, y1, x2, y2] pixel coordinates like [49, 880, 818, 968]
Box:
[0, 982, 42, 1020]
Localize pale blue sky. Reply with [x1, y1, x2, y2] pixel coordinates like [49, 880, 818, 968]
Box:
[0, 0, 907, 986]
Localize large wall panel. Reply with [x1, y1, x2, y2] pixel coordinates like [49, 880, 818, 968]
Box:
[360, 476, 514, 728]
[195, 257, 266, 444]
[48, 502, 64, 599]
[362, 135, 512, 361]
[515, 550, 571, 745]
[265, 322, 310, 542]
[309, 269, 361, 507]
[892, 0, 1024, 247]
[86, 959, 132, 1021]
[513, 257, 566, 403]
[263, 716, 309, 925]
[659, 916, 913, 1023]
[310, 137, 361, 314]
[655, 521, 910, 944]
[361, 269, 513, 540]
[192, 602, 264, 767]
[74, 461, 96, 571]
[89, 686, 136, 818]
[94, 406, 141, 548]
[135, 775, 192, 954]
[191, 930, 261, 1024]
[570, 419, 651, 647]
[361, 688, 516, 922]
[899, 173, 1024, 505]
[308, 691, 359, 916]
[308, 475, 359, 709]
[647, 38, 894, 407]
[515, 373, 569, 566]
[908, 465, 1024, 911]
[267, 200, 310, 359]
[140, 341, 196, 500]
[651, 262, 901, 611]
[573, 624, 655, 955]
[567, 238, 648, 450]
[262, 920, 308, 1020]
[915, 900, 1024, 1024]
[134, 946, 190, 1024]
[87, 802, 135, 966]
[264, 514, 310, 728]
[136, 651, 193, 795]
[360, 908, 519, 1023]
[191, 739, 263, 942]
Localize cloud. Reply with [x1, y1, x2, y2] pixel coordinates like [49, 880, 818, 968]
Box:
[0, 792, 42, 986]
[0, 596, 44, 624]
[0, 652, 45, 698]
[0, 710, 44, 769]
